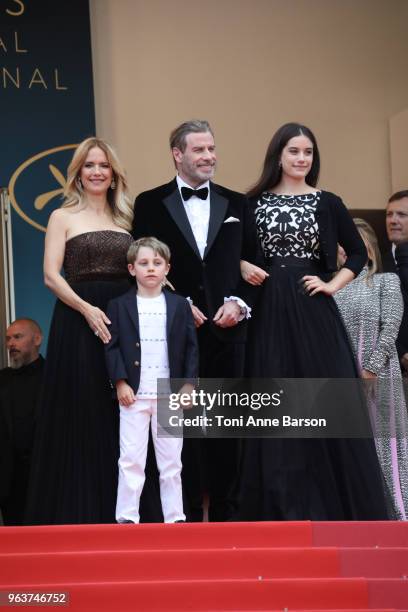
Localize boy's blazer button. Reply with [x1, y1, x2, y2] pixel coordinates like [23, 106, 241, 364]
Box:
[134, 360, 140, 366]
[136, 342, 140, 347]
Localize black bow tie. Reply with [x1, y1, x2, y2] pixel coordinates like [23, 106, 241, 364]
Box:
[181, 186, 208, 201]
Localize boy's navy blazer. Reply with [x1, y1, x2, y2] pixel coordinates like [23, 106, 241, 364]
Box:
[105, 288, 198, 394]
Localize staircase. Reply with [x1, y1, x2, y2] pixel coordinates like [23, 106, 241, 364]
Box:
[1, 521, 407, 611]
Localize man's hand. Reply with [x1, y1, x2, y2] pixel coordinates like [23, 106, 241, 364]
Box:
[191, 304, 207, 328]
[177, 383, 195, 409]
[116, 379, 135, 407]
[213, 301, 241, 328]
[401, 353, 408, 375]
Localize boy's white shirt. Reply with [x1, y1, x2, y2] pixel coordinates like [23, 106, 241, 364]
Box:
[136, 293, 170, 398]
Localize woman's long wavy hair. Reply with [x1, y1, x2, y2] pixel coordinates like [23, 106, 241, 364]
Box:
[62, 137, 133, 231]
[247, 123, 320, 200]
[353, 218, 382, 282]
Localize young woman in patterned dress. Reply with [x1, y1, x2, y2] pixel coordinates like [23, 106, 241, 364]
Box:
[238, 123, 388, 520]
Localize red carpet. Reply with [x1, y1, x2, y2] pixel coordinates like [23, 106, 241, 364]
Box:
[0, 521, 407, 611]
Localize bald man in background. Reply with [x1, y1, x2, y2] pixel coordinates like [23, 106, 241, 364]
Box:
[0, 319, 44, 525]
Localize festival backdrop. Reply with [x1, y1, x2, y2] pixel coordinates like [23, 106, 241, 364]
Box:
[0, 0, 95, 345]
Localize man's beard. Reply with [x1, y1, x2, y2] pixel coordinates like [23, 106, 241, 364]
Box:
[9, 353, 24, 369]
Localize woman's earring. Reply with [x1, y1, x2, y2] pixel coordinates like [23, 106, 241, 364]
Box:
[76, 177, 83, 190]
[110, 179, 116, 190]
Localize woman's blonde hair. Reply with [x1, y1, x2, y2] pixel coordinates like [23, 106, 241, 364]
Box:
[353, 218, 382, 281]
[62, 137, 133, 231]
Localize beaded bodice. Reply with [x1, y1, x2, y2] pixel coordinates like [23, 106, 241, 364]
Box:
[64, 230, 133, 282]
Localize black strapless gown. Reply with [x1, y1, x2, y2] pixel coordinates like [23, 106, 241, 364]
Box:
[26, 231, 161, 525]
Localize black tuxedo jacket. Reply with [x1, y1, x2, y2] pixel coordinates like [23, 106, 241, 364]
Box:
[383, 244, 408, 357]
[104, 288, 198, 394]
[132, 179, 259, 342]
[382, 250, 396, 274]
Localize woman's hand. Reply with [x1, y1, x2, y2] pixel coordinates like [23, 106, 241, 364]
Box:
[302, 275, 337, 296]
[361, 368, 378, 403]
[82, 303, 112, 343]
[240, 260, 269, 286]
[361, 369, 377, 379]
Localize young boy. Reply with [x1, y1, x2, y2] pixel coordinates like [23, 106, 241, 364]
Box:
[105, 237, 198, 523]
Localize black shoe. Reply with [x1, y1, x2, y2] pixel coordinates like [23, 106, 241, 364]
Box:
[174, 520, 186, 523]
[118, 519, 135, 524]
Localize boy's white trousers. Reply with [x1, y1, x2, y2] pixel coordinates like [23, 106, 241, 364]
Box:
[116, 397, 185, 523]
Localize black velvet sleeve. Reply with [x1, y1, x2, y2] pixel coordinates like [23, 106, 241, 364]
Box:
[334, 196, 367, 276]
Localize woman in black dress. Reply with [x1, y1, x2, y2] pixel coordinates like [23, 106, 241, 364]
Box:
[239, 123, 388, 520]
[26, 138, 160, 524]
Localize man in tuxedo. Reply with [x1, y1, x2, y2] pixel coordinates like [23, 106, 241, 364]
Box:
[384, 190, 408, 374]
[0, 319, 44, 525]
[132, 119, 259, 521]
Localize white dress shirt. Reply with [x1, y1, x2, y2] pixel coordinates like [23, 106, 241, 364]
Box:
[176, 174, 251, 319]
[177, 175, 210, 258]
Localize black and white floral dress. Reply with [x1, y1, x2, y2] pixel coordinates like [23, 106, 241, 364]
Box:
[238, 191, 389, 520]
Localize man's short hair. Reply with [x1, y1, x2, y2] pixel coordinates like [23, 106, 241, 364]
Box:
[169, 120, 213, 153]
[127, 237, 171, 265]
[388, 190, 408, 204]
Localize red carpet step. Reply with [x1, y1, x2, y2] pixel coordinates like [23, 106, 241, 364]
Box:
[2, 547, 408, 583]
[0, 521, 407, 611]
[0, 521, 312, 553]
[0, 578, 372, 611]
[313, 522, 408, 548]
